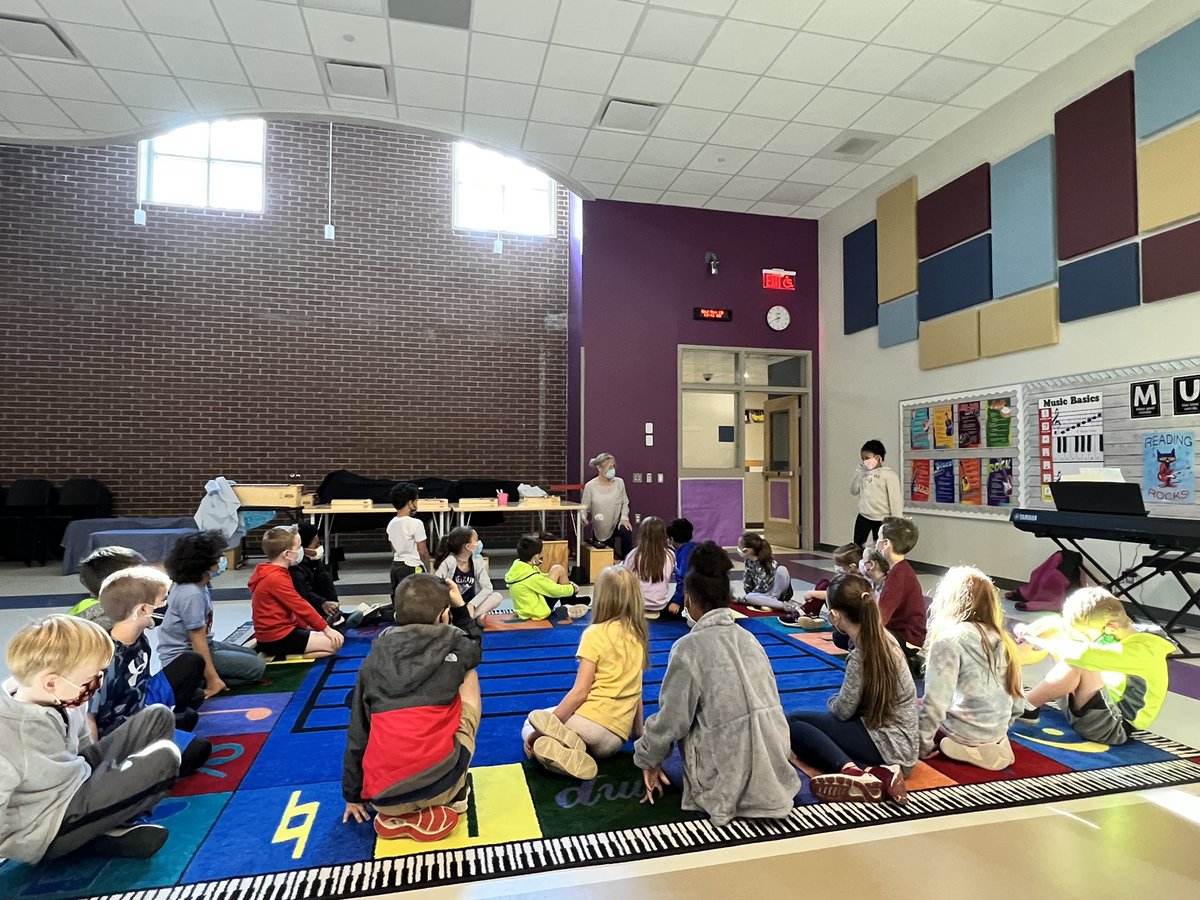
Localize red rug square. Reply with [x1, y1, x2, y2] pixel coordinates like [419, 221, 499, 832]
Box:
[924, 739, 1071, 784]
[173, 732, 267, 796]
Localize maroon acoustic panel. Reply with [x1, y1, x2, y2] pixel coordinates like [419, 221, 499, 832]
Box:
[917, 164, 991, 259]
[1054, 71, 1138, 261]
[1142, 219, 1200, 303]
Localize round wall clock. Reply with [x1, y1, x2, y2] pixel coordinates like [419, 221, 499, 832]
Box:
[766, 305, 790, 331]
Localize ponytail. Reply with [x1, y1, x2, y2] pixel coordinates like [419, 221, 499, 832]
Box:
[827, 572, 902, 729]
[436, 526, 474, 567]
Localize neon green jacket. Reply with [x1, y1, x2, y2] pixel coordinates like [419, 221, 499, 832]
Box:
[504, 560, 574, 620]
[1060, 631, 1176, 730]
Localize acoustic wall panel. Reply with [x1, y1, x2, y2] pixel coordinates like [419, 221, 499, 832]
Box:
[843, 220, 879, 334]
[919, 308, 980, 370]
[1054, 72, 1138, 261]
[1138, 118, 1200, 233]
[878, 292, 918, 348]
[916, 164, 991, 259]
[877, 177, 918, 303]
[917, 233, 992, 321]
[979, 286, 1059, 358]
[1058, 243, 1141, 322]
[991, 136, 1057, 299]
[1143, 219, 1200, 304]
[1135, 17, 1200, 139]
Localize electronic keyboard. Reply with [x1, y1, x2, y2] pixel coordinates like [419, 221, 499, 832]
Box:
[1010, 508, 1200, 552]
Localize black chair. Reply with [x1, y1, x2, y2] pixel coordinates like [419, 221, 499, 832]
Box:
[39, 478, 114, 558]
[0, 479, 56, 566]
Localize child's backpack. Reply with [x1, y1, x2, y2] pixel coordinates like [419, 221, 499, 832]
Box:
[1010, 550, 1083, 612]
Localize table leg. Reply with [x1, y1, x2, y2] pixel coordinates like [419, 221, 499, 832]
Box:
[574, 510, 582, 570]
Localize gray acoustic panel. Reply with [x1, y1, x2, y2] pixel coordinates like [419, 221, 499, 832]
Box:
[389, 0, 472, 29]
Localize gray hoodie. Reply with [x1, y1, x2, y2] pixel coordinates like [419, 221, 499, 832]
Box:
[634, 608, 800, 827]
[0, 678, 93, 863]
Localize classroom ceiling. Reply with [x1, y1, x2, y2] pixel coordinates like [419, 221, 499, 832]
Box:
[0, 0, 1156, 218]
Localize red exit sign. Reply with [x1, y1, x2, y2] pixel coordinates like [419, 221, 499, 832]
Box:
[762, 268, 796, 290]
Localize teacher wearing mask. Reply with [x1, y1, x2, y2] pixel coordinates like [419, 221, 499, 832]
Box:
[849, 439, 903, 547]
[582, 452, 633, 560]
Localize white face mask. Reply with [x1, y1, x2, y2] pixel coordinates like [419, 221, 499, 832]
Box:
[604, 467, 617, 480]
[863, 457, 880, 470]
[310, 546, 324, 562]
[289, 547, 304, 566]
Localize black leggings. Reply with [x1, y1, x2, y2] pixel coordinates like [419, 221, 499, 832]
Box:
[788, 710, 884, 773]
[853, 515, 882, 547]
[162, 651, 206, 714]
[597, 526, 633, 560]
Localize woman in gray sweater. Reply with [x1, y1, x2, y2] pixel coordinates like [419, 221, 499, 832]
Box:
[582, 452, 633, 559]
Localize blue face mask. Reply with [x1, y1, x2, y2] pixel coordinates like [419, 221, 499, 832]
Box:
[604, 467, 617, 480]
[472, 539, 484, 558]
[212, 555, 228, 578]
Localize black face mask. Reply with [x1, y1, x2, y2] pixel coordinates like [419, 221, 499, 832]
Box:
[57, 671, 104, 709]
[150, 605, 167, 628]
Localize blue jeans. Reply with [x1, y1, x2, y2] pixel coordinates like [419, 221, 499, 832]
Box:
[210, 638, 265, 685]
[787, 710, 883, 773]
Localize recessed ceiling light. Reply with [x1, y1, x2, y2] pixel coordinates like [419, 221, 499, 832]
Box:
[0, 16, 77, 61]
[816, 130, 895, 163]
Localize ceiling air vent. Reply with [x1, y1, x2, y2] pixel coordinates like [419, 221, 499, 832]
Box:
[0, 16, 77, 60]
[326, 62, 390, 100]
[816, 130, 895, 163]
[834, 137, 878, 156]
[599, 98, 661, 133]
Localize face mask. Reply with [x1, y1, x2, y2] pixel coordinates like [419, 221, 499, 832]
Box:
[211, 555, 227, 579]
[56, 671, 103, 708]
[290, 548, 304, 566]
[472, 540, 484, 558]
[863, 457, 879, 470]
[150, 606, 167, 628]
[310, 546, 324, 562]
[737, 547, 749, 558]
[684, 605, 696, 628]
[604, 467, 617, 480]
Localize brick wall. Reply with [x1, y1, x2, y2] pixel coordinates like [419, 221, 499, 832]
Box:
[0, 121, 570, 545]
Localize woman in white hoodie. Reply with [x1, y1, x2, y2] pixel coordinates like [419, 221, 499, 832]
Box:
[848, 439, 903, 546]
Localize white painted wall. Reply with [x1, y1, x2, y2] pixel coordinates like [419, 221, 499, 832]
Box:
[818, 0, 1200, 611]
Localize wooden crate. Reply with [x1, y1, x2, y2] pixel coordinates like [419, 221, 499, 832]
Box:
[330, 498, 374, 510]
[584, 545, 614, 583]
[221, 546, 244, 570]
[457, 498, 499, 510]
[538, 539, 568, 573]
[233, 483, 304, 507]
[519, 496, 562, 509]
[415, 498, 450, 512]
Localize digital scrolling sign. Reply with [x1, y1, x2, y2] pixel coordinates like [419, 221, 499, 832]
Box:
[693, 307, 733, 322]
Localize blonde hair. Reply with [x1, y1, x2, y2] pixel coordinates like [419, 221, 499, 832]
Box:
[588, 452, 614, 470]
[6, 615, 113, 685]
[929, 566, 1022, 698]
[262, 524, 299, 560]
[98, 565, 171, 622]
[1064, 586, 1130, 632]
[592, 566, 650, 670]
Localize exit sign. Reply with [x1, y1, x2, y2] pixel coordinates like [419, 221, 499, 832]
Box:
[762, 268, 796, 290]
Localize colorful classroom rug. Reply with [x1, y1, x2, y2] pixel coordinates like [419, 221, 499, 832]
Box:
[4, 618, 1200, 900]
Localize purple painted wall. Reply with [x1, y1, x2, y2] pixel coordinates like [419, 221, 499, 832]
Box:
[568, 193, 585, 488]
[573, 199, 820, 542]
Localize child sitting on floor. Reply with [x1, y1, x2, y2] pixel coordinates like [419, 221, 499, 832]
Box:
[666, 518, 696, 618]
[342, 575, 482, 841]
[623, 516, 675, 618]
[634, 542, 799, 827]
[859, 545, 890, 594]
[737, 533, 794, 611]
[1, 615, 180, 863]
[801, 543, 863, 616]
[70, 545, 148, 630]
[1017, 587, 1176, 745]
[433, 526, 504, 622]
[875, 517, 926, 672]
[919, 567, 1024, 771]
[788, 573, 917, 805]
[291, 523, 343, 624]
[504, 536, 589, 621]
[522, 566, 649, 779]
[250, 526, 344, 660]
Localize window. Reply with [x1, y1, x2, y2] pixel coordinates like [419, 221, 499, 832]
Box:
[452, 142, 555, 236]
[138, 118, 265, 212]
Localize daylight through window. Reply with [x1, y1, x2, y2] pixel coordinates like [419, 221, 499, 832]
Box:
[452, 142, 555, 237]
[138, 118, 265, 213]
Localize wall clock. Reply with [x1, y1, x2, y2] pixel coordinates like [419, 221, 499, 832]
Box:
[766, 305, 790, 331]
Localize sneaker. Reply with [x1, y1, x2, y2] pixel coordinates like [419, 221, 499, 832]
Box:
[175, 708, 199, 732]
[528, 709, 586, 752]
[448, 783, 471, 815]
[795, 615, 828, 630]
[939, 736, 1015, 771]
[810, 768, 886, 804]
[865, 764, 908, 805]
[89, 823, 169, 859]
[1018, 706, 1041, 726]
[532, 736, 598, 780]
[373, 806, 459, 842]
[565, 604, 590, 619]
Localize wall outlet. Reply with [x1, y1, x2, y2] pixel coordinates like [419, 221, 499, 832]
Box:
[632, 472, 643, 483]
[657, 473, 664, 483]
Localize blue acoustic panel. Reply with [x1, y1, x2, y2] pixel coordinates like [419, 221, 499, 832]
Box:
[843, 220, 878, 334]
[1135, 17, 1200, 138]
[991, 135, 1057, 299]
[917, 233, 992, 321]
[1058, 243, 1141, 322]
[878, 292, 918, 347]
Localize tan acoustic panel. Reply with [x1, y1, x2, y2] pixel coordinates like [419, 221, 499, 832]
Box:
[1139, 117, 1200, 232]
[876, 177, 918, 303]
[919, 308, 981, 370]
[979, 286, 1060, 358]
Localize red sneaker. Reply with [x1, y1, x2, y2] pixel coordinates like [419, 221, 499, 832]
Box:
[866, 764, 908, 805]
[373, 806, 459, 842]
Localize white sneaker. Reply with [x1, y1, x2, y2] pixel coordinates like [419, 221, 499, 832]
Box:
[939, 735, 1015, 771]
[565, 604, 590, 619]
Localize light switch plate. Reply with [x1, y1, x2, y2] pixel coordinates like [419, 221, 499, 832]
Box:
[632, 473, 643, 483]
[645, 434, 654, 446]
[657, 473, 664, 483]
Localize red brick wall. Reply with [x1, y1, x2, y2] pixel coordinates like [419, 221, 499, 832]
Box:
[0, 121, 570, 528]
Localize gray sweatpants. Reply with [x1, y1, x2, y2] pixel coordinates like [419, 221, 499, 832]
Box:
[44, 704, 181, 860]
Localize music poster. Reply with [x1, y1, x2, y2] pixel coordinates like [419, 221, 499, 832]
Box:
[987, 458, 1014, 507]
[959, 458, 983, 505]
[986, 397, 1013, 447]
[933, 459, 956, 503]
[910, 460, 930, 502]
[933, 404, 955, 448]
[1038, 392, 1104, 501]
[910, 407, 931, 450]
[1142, 431, 1195, 505]
[957, 401, 981, 449]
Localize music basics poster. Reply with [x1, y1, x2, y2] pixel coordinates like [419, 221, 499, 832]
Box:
[1038, 392, 1104, 501]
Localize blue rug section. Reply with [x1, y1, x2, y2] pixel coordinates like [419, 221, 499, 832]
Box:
[1011, 708, 1176, 770]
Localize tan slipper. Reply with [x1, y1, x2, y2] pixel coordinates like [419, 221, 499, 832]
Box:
[533, 736, 598, 780]
[528, 709, 586, 752]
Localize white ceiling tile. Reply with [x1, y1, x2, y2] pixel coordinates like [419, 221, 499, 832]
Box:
[749, 201, 800, 216]
[792, 205, 827, 218]
[807, 185, 857, 208]
[473, 0, 559, 42]
[670, 169, 731, 193]
[790, 156, 858, 185]
[469, 34, 547, 83]
[942, 5, 1058, 65]
[651, 0, 735, 17]
[38, 0, 138, 29]
[1001, 0, 1085, 13]
[465, 78, 536, 118]
[238, 48, 323, 93]
[688, 144, 754, 173]
[728, 0, 821, 28]
[794, 87, 880, 128]
[609, 57, 691, 104]
[738, 150, 805, 178]
[0, 0, 52, 14]
[464, 113, 527, 148]
[836, 163, 891, 189]
[895, 57, 989, 103]
[101, 70, 192, 109]
[1073, 0, 1152, 26]
[14, 59, 120, 102]
[12, 123, 82, 137]
[254, 88, 330, 111]
[698, 19, 793, 75]
[150, 36, 248, 84]
[717, 174, 777, 200]
[585, 182, 615, 199]
[329, 96, 396, 117]
[525, 121, 590, 154]
[636, 136, 702, 166]
[952, 65, 1036, 108]
[660, 190, 711, 207]
[531, 87, 603, 127]
[652, 105, 726, 141]
[0, 58, 40, 94]
[735, 78, 820, 120]
[539, 45, 620, 93]
[126, 0, 229, 42]
[54, 98, 140, 132]
[57, 24, 171, 75]
[629, 8, 719, 65]
[867, 135, 931, 166]
[303, 9, 391, 64]
[767, 32, 863, 84]
[708, 113, 784, 150]
[673, 67, 756, 111]
[180, 79, 258, 111]
[704, 196, 753, 212]
[580, 128, 646, 160]
[527, 153, 574, 179]
[0, 91, 75, 126]
[397, 105, 463, 133]
[831, 45, 930, 93]
[622, 162, 679, 189]
[128, 107, 188, 130]
[572, 156, 630, 181]
[763, 121, 840, 155]
[906, 104, 980, 140]
[389, 22, 468, 74]
[613, 185, 665, 202]
[852, 96, 937, 134]
[213, 0, 312, 53]
[877, 0, 989, 53]
[1005, 18, 1106, 72]
[805, 0, 908, 42]
[554, 0, 644, 53]
[393, 68, 464, 110]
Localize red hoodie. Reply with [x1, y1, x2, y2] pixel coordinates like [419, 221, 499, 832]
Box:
[250, 562, 327, 642]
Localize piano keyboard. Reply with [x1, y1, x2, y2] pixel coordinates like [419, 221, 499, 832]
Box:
[98, 760, 1200, 900]
[1053, 432, 1104, 460]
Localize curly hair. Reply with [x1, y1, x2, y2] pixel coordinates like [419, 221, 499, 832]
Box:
[165, 530, 228, 584]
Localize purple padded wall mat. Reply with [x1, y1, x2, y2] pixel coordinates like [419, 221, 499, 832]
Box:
[680, 479, 744, 549]
[917, 164, 991, 259]
[1142, 219, 1200, 304]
